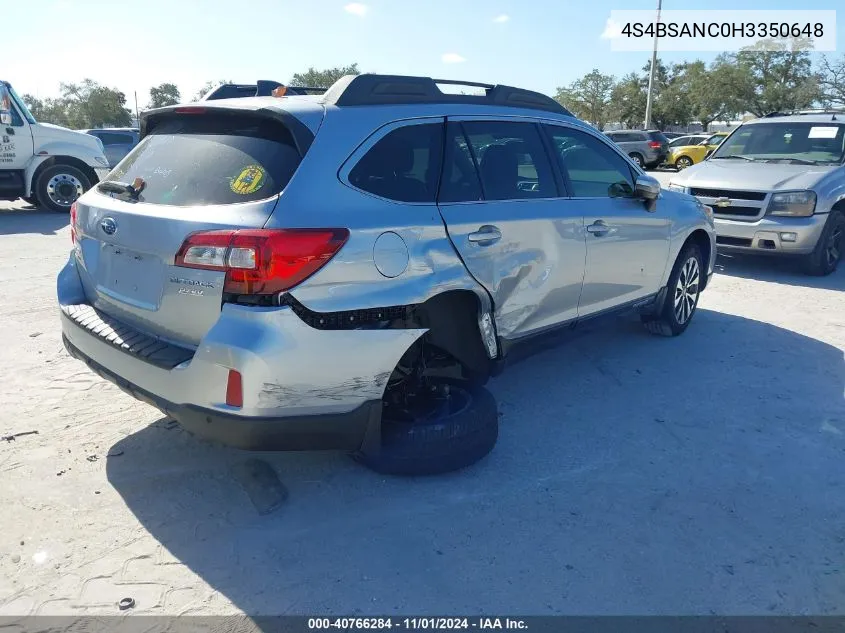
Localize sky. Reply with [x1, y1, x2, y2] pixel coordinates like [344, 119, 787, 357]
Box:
[6, 0, 844, 111]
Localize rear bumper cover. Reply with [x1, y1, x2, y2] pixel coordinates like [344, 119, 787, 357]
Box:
[57, 253, 426, 450]
[62, 335, 381, 450]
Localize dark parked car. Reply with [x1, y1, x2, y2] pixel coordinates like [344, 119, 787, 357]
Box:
[82, 128, 139, 168]
[605, 129, 669, 169]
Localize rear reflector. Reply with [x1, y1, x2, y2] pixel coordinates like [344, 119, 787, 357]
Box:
[226, 369, 243, 408]
[175, 228, 349, 296]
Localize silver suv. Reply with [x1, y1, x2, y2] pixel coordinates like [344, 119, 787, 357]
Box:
[668, 111, 845, 276]
[57, 74, 716, 475]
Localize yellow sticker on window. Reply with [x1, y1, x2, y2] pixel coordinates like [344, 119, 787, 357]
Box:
[231, 165, 266, 195]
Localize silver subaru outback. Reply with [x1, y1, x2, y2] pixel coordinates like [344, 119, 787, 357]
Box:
[57, 74, 716, 475]
[668, 111, 845, 276]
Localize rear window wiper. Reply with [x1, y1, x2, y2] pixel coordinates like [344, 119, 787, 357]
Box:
[97, 178, 146, 200]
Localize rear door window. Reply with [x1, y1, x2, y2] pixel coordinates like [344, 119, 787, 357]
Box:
[439, 122, 483, 203]
[461, 120, 557, 200]
[105, 113, 302, 206]
[348, 122, 443, 203]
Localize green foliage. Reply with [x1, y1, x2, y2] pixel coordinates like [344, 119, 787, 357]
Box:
[289, 64, 360, 88]
[555, 69, 615, 130]
[21, 80, 131, 128]
[149, 82, 181, 108]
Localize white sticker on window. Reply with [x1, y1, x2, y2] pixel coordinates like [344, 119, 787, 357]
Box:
[808, 126, 839, 139]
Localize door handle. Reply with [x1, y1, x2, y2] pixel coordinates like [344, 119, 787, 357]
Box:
[468, 225, 502, 245]
[586, 221, 611, 236]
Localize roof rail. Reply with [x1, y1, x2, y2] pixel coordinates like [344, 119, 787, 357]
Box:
[321, 74, 571, 116]
[761, 108, 845, 118]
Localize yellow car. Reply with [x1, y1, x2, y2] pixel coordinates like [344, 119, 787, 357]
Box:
[669, 132, 730, 170]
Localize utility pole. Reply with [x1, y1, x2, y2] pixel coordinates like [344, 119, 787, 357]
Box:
[134, 91, 139, 125]
[643, 0, 662, 129]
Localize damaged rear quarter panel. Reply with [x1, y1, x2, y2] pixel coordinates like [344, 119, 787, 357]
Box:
[199, 304, 426, 416]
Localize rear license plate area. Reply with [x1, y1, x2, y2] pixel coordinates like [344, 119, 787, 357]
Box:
[97, 244, 163, 310]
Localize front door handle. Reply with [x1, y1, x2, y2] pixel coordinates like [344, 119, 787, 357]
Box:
[586, 221, 611, 236]
[468, 225, 502, 245]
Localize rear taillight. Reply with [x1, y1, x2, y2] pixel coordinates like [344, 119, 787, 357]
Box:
[225, 369, 243, 408]
[648, 141, 662, 149]
[69, 202, 79, 246]
[174, 228, 349, 296]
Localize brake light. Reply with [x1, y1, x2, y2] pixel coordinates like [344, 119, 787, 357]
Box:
[174, 228, 349, 295]
[174, 106, 206, 114]
[69, 202, 78, 246]
[648, 141, 662, 149]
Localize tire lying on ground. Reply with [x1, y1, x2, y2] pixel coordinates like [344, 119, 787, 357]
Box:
[355, 379, 498, 476]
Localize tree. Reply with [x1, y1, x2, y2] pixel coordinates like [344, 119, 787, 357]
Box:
[609, 73, 646, 129]
[554, 69, 615, 130]
[289, 64, 359, 88]
[194, 79, 233, 101]
[732, 38, 821, 116]
[148, 82, 181, 108]
[60, 79, 132, 128]
[676, 58, 745, 131]
[819, 54, 845, 107]
[22, 94, 72, 127]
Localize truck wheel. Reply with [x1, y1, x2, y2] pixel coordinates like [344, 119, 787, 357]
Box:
[803, 211, 843, 276]
[642, 243, 703, 337]
[354, 379, 498, 476]
[22, 197, 38, 207]
[35, 165, 90, 213]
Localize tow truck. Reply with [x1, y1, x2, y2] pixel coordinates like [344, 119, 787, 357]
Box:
[0, 80, 110, 212]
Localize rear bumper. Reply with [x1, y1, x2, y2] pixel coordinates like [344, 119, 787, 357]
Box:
[57, 254, 426, 450]
[714, 213, 828, 255]
[62, 334, 380, 450]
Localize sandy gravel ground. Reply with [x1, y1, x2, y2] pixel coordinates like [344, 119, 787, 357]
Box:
[1, 192, 843, 617]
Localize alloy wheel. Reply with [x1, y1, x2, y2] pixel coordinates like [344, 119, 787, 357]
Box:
[674, 256, 700, 325]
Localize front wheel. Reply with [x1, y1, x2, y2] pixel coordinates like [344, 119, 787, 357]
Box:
[354, 379, 498, 476]
[642, 243, 703, 337]
[803, 211, 844, 276]
[35, 164, 91, 213]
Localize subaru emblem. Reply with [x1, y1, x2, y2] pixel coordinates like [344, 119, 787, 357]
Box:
[100, 217, 117, 235]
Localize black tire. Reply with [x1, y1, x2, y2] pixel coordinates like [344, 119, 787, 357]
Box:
[629, 153, 644, 168]
[642, 243, 703, 337]
[35, 164, 91, 213]
[22, 197, 38, 207]
[675, 156, 693, 170]
[802, 211, 844, 277]
[354, 379, 498, 476]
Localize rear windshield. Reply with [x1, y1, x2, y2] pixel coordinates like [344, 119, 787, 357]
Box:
[648, 131, 669, 143]
[105, 113, 301, 206]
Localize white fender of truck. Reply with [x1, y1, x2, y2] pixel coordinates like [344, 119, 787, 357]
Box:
[24, 142, 110, 196]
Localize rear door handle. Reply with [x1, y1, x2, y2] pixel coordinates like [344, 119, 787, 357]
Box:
[586, 221, 611, 236]
[468, 225, 502, 245]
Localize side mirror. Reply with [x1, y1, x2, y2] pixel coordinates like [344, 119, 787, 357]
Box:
[635, 174, 660, 212]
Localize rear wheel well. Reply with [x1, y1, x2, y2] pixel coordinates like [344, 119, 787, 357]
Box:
[684, 229, 712, 290]
[30, 156, 99, 196]
[410, 290, 494, 384]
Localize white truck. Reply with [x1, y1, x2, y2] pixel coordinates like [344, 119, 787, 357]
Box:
[0, 80, 111, 212]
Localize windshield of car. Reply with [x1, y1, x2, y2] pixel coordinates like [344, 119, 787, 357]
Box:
[711, 122, 845, 164]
